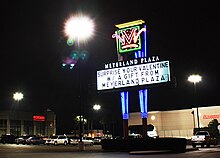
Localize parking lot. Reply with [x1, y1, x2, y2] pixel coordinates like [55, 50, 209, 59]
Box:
[1, 143, 220, 158]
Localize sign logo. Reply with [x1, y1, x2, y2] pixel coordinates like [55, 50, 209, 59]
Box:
[33, 115, 45, 122]
[203, 114, 219, 119]
[112, 26, 146, 54]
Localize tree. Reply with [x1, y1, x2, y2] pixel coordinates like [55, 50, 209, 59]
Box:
[73, 115, 87, 131]
[208, 119, 219, 137]
[194, 119, 219, 137]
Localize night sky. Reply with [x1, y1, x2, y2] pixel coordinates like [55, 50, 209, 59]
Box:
[0, 0, 219, 135]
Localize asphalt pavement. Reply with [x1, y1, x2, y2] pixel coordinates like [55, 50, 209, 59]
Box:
[1, 144, 220, 158]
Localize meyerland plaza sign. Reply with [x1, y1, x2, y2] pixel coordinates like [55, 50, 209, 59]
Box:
[97, 56, 171, 91]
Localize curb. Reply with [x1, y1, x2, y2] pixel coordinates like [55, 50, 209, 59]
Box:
[129, 150, 173, 155]
[129, 148, 199, 155]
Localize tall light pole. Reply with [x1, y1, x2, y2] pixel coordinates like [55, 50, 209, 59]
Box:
[64, 14, 94, 150]
[13, 92, 23, 136]
[91, 104, 101, 131]
[188, 74, 202, 129]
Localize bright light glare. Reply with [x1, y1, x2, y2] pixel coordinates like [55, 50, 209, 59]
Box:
[64, 15, 94, 41]
[13, 92, 24, 101]
[188, 74, 202, 84]
[93, 104, 101, 111]
[151, 115, 156, 120]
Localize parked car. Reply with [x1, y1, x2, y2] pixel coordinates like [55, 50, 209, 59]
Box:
[15, 135, 30, 145]
[41, 136, 49, 142]
[0, 134, 16, 144]
[191, 131, 218, 148]
[93, 137, 102, 145]
[26, 136, 45, 145]
[68, 136, 79, 145]
[45, 135, 68, 145]
[128, 133, 143, 139]
[147, 130, 158, 139]
[81, 137, 94, 146]
[128, 131, 158, 139]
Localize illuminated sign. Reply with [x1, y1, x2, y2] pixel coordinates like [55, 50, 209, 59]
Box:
[112, 20, 146, 54]
[33, 115, 45, 122]
[203, 114, 219, 119]
[97, 57, 171, 91]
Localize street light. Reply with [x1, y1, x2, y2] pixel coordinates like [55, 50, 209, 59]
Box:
[64, 15, 94, 42]
[91, 104, 101, 134]
[188, 74, 202, 129]
[93, 104, 101, 111]
[188, 75, 202, 85]
[64, 14, 94, 150]
[13, 92, 24, 102]
[13, 92, 23, 136]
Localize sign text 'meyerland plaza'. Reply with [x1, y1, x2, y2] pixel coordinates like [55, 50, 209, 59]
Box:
[97, 56, 171, 91]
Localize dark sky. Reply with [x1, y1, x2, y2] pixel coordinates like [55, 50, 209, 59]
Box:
[0, 0, 219, 134]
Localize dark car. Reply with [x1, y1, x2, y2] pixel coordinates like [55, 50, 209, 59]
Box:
[26, 137, 45, 145]
[0, 134, 16, 144]
[15, 136, 30, 145]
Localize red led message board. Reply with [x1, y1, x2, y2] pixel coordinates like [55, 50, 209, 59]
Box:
[33, 115, 45, 122]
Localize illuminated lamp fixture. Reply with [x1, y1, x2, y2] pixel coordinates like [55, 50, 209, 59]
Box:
[188, 74, 202, 84]
[93, 104, 101, 111]
[13, 92, 24, 101]
[151, 115, 156, 121]
[64, 15, 94, 41]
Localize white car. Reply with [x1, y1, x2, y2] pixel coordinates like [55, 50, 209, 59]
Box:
[129, 131, 158, 139]
[75, 137, 94, 146]
[45, 135, 68, 145]
[191, 131, 217, 148]
[147, 130, 158, 139]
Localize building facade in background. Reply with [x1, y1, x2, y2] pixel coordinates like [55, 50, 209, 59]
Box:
[129, 105, 220, 139]
[0, 109, 56, 136]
